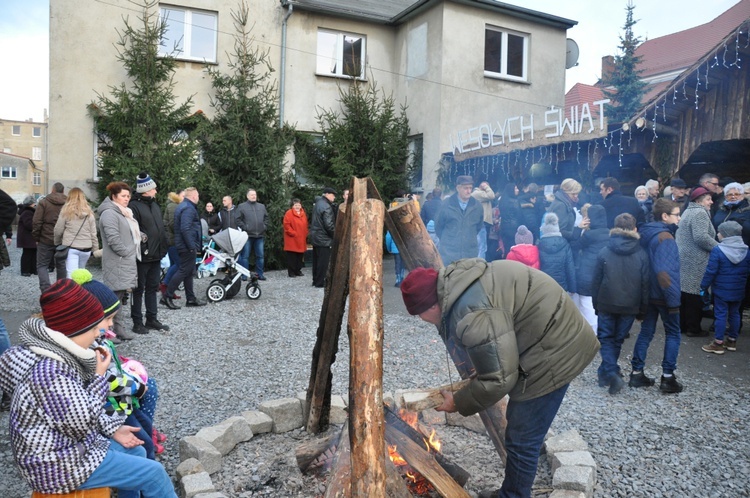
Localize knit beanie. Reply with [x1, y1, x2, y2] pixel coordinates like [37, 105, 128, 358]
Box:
[400, 267, 439, 315]
[40, 279, 105, 337]
[515, 225, 533, 245]
[540, 213, 561, 237]
[71, 269, 121, 317]
[136, 171, 157, 193]
[718, 220, 743, 238]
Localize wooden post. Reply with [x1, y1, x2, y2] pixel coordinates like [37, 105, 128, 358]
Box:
[306, 181, 354, 433]
[348, 194, 387, 496]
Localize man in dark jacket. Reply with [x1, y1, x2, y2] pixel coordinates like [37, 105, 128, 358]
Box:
[0, 189, 15, 385]
[129, 172, 170, 333]
[435, 176, 484, 265]
[420, 187, 442, 226]
[400, 259, 598, 498]
[216, 195, 239, 231]
[599, 177, 645, 228]
[31, 182, 67, 292]
[630, 198, 683, 394]
[592, 213, 650, 394]
[236, 189, 269, 280]
[310, 187, 336, 288]
[164, 187, 206, 308]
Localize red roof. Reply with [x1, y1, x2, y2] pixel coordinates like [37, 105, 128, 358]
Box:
[636, 0, 750, 78]
[564, 82, 604, 119]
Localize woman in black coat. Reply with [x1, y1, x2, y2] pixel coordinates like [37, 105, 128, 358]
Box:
[16, 196, 37, 276]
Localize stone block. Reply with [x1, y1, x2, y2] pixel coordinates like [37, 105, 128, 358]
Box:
[330, 394, 348, 424]
[194, 494, 228, 498]
[445, 411, 486, 434]
[544, 429, 589, 457]
[383, 391, 394, 407]
[548, 491, 586, 498]
[196, 416, 254, 456]
[179, 436, 222, 475]
[181, 471, 215, 498]
[259, 397, 304, 433]
[419, 408, 446, 426]
[242, 410, 274, 434]
[176, 458, 205, 481]
[550, 451, 597, 474]
[297, 391, 309, 420]
[552, 465, 595, 497]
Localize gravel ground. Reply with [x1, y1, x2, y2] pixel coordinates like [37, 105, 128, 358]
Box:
[1, 241, 750, 497]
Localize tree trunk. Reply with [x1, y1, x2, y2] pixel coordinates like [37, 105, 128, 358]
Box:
[348, 195, 387, 496]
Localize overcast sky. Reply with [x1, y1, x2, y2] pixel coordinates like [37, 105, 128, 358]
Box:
[0, 0, 741, 123]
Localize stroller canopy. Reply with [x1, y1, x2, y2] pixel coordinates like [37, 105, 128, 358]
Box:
[211, 228, 248, 256]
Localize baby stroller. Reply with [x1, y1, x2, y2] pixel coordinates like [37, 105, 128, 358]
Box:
[202, 228, 261, 302]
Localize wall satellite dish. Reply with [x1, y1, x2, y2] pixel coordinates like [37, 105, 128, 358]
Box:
[565, 38, 580, 69]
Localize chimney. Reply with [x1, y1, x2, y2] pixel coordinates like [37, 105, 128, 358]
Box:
[601, 55, 615, 84]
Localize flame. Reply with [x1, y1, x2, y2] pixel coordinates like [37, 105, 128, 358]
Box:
[398, 408, 419, 428]
[388, 445, 408, 466]
[426, 429, 441, 453]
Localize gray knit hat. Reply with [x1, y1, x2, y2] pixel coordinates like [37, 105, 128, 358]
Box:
[515, 225, 533, 245]
[136, 171, 157, 193]
[540, 213, 561, 237]
[718, 220, 743, 238]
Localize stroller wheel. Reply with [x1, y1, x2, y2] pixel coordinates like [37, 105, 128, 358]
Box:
[246, 283, 261, 300]
[206, 280, 226, 302]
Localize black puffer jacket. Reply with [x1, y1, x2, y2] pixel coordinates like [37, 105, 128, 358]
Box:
[310, 196, 335, 247]
[538, 235, 576, 293]
[712, 199, 750, 247]
[576, 205, 610, 296]
[592, 228, 650, 315]
[129, 193, 169, 263]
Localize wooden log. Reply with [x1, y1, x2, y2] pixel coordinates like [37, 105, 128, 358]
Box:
[399, 379, 471, 412]
[306, 179, 354, 434]
[296, 430, 341, 474]
[383, 404, 470, 487]
[385, 422, 472, 498]
[348, 194, 387, 496]
[385, 199, 442, 271]
[324, 425, 352, 498]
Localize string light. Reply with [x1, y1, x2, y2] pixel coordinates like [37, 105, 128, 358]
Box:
[673, 85, 678, 104]
[576, 142, 580, 165]
[662, 95, 667, 122]
[652, 104, 659, 142]
[618, 131, 623, 168]
[722, 42, 729, 67]
[705, 59, 710, 90]
[732, 30, 740, 67]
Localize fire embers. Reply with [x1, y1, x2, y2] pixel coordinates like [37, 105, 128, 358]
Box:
[387, 409, 443, 496]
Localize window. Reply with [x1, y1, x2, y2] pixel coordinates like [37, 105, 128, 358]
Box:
[33, 172, 41, 186]
[2, 148, 10, 153]
[33, 127, 41, 137]
[408, 135, 424, 189]
[32, 147, 42, 160]
[1, 167, 17, 179]
[316, 29, 366, 79]
[159, 6, 217, 63]
[484, 26, 528, 81]
[11, 125, 21, 136]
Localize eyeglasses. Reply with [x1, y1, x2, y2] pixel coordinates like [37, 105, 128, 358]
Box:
[708, 182, 720, 187]
[668, 211, 681, 218]
[726, 192, 742, 198]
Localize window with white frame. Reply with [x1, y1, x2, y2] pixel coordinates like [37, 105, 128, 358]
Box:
[32, 147, 42, 161]
[2, 148, 10, 154]
[33, 172, 41, 186]
[1, 167, 17, 179]
[316, 29, 366, 79]
[159, 6, 218, 63]
[484, 26, 528, 81]
[33, 127, 41, 137]
[11, 125, 21, 136]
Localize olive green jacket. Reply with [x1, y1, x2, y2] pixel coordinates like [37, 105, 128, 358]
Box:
[437, 258, 599, 415]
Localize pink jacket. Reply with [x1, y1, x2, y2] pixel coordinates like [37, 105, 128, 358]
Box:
[506, 244, 540, 269]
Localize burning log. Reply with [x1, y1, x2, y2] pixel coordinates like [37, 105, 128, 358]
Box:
[383, 404, 470, 488]
[296, 431, 342, 475]
[348, 195, 387, 495]
[398, 379, 471, 412]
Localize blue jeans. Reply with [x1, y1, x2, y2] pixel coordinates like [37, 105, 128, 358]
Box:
[500, 384, 569, 498]
[163, 246, 180, 287]
[597, 312, 635, 383]
[80, 440, 177, 498]
[0, 316, 10, 356]
[631, 303, 681, 375]
[240, 237, 265, 276]
[714, 296, 741, 341]
[477, 226, 487, 259]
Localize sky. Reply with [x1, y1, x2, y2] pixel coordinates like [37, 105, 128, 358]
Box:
[0, 0, 742, 123]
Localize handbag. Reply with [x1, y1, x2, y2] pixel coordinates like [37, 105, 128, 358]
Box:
[55, 217, 87, 260]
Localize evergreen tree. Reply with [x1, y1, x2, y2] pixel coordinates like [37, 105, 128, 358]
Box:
[294, 79, 411, 200]
[197, 1, 294, 270]
[602, 0, 647, 123]
[87, 0, 200, 199]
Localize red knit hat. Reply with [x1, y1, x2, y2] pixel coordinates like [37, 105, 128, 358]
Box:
[400, 267, 439, 315]
[40, 279, 105, 337]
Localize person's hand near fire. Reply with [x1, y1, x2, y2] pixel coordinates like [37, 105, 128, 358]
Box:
[435, 390, 457, 413]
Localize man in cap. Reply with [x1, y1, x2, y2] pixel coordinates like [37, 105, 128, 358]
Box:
[435, 176, 484, 265]
[310, 187, 337, 288]
[669, 178, 689, 212]
[129, 172, 170, 334]
[400, 259, 599, 498]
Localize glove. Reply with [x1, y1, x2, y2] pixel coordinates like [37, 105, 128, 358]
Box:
[93, 249, 103, 258]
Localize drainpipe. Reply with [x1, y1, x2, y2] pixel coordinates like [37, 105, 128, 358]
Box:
[279, 1, 293, 129]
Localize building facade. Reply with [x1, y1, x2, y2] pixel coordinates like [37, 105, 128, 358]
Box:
[0, 118, 47, 202]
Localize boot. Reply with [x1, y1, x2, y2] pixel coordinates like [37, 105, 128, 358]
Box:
[145, 319, 170, 331]
[162, 296, 180, 310]
[659, 374, 683, 394]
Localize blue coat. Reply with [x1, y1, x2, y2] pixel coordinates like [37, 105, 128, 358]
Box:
[435, 194, 484, 265]
[538, 235, 576, 293]
[639, 221, 681, 311]
[701, 236, 750, 302]
[174, 199, 201, 253]
[576, 205, 610, 296]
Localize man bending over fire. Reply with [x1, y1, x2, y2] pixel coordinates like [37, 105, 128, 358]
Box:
[400, 258, 599, 498]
